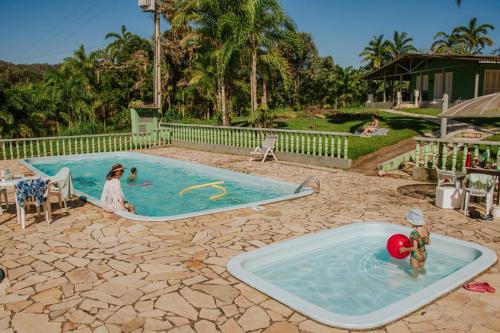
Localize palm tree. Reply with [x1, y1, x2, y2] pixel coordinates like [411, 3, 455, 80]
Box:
[359, 34, 391, 70]
[387, 31, 417, 60]
[454, 17, 495, 55]
[431, 31, 466, 55]
[172, 0, 240, 125]
[225, 0, 296, 115]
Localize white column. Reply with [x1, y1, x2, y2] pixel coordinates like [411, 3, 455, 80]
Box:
[414, 90, 420, 107]
[440, 93, 449, 139]
[474, 72, 479, 98]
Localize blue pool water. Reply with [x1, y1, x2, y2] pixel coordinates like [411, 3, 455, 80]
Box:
[253, 235, 474, 316]
[25, 152, 309, 220]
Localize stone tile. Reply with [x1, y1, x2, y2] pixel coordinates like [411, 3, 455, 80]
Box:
[299, 320, 346, 333]
[219, 318, 244, 333]
[156, 292, 198, 321]
[199, 308, 221, 321]
[386, 321, 411, 333]
[120, 317, 145, 333]
[107, 305, 137, 325]
[32, 288, 62, 305]
[237, 305, 270, 331]
[108, 259, 136, 275]
[192, 284, 239, 304]
[180, 287, 217, 309]
[67, 309, 95, 324]
[194, 320, 218, 333]
[145, 318, 173, 331]
[65, 256, 90, 268]
[11, 313, 61, 333]
[263, 322, 299, 333]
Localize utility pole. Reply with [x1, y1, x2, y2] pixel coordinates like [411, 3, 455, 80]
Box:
[139, 0, 162, 112]
[153, 5, 162, 111]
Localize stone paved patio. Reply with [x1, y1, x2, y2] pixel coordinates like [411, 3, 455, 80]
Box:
[0, 147, 499, 333]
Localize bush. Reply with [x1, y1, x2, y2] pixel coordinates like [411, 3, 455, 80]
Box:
[58, 122, 105, 136]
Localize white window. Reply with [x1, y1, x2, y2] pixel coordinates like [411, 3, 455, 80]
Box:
[484, 70, 500, 95]
[416, 75, 429, 92]
[445, 72, 453, 97]
[434, 73, 443, 99]
[423, 75, 429, 91]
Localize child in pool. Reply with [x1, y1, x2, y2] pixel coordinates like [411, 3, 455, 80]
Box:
[127, 167, 137, 182]
[399, 208, 431, 276]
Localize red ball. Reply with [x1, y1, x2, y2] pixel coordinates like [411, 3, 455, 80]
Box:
[387, 234, 412, 259]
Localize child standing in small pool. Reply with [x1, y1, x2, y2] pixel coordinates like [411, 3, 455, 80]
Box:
[127, 167, 137, 182]
[399, 208, 431, 276]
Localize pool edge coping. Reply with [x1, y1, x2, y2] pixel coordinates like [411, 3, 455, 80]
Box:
[20, 151, 314, 222]
[227, 222, 498, 330]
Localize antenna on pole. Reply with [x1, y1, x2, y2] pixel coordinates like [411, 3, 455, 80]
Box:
[138, 0, 162, 113]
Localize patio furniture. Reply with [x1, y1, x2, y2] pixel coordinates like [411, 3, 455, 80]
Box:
[466, 167, 500, 205]
[462, 173, 496, 218]
[250, 134, 278, 163]
[48, 167, 74, 212]
[15, 178, 52, 229]
[0, 188, 8, 215]
[436, 167, 462, 188]
[435, 167, 464, 209]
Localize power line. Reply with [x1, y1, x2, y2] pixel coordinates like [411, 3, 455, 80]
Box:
[23, 0, 105, 60]
[16, 42, 109, 63]
[22, 1, 91, 58]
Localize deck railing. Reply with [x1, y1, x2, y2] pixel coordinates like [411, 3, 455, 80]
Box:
[415, 137, 500, 172]
[0, 129, 171, 161]
[162, 123, 352, 160]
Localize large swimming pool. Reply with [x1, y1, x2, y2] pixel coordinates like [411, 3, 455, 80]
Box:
[228, 222, 497, 329]
[23, 152, 313, 221]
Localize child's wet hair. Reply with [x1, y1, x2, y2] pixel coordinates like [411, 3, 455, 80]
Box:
[131, 167, 137, 173]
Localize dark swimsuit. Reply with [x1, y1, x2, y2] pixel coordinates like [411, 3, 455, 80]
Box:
[410, 228, 430, 263]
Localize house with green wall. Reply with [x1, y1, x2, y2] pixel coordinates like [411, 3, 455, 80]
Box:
[363, 54, 500, 107]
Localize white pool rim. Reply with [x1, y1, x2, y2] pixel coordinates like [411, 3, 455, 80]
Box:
[21, 152, 314, 222]
[227, 222, 497, 330]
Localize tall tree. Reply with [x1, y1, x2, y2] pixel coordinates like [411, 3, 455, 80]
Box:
[226, 0, 296, 114]
[431, 31, 465, 55]
[359, 34, 390, 70]
[387, 31, 416, 59]
[454, 17, 495, 55]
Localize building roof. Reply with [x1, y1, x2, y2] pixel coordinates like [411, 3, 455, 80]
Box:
[440, 92, 500, 118]
[362, 53, 500, 81]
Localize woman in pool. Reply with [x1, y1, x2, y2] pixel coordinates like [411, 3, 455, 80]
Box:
[127, 167, 137, 182]
[400, 208, 431, 275]
[101, 163, 136, 214]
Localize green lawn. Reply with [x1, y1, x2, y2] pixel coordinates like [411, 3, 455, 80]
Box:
[397, 108, 441, 117]
[168, 111, 439, 160]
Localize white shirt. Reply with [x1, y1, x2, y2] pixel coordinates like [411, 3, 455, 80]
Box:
[101, 178, 125, 212]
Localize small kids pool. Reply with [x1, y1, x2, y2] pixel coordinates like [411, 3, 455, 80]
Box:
[227, 222, 497, 329]
[23, 152, 313, 221]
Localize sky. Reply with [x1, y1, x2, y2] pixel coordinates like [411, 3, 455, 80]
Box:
[0, 0, 499, 68]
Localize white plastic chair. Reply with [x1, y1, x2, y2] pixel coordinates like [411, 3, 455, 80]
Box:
[48, 167, 73, 212]
[250, 134, 278, 163]
[462, 174, 496, 217]
[15, 180, 52, 229]
[436, 167, 462, 188]
[0, 188, 8, 215]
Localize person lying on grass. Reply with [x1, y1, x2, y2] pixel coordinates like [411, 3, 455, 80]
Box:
[361, 114, 379, 136]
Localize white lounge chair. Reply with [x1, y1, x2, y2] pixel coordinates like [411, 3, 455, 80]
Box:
[48, 167, 73, 212]
[250, 134, 278, 163]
